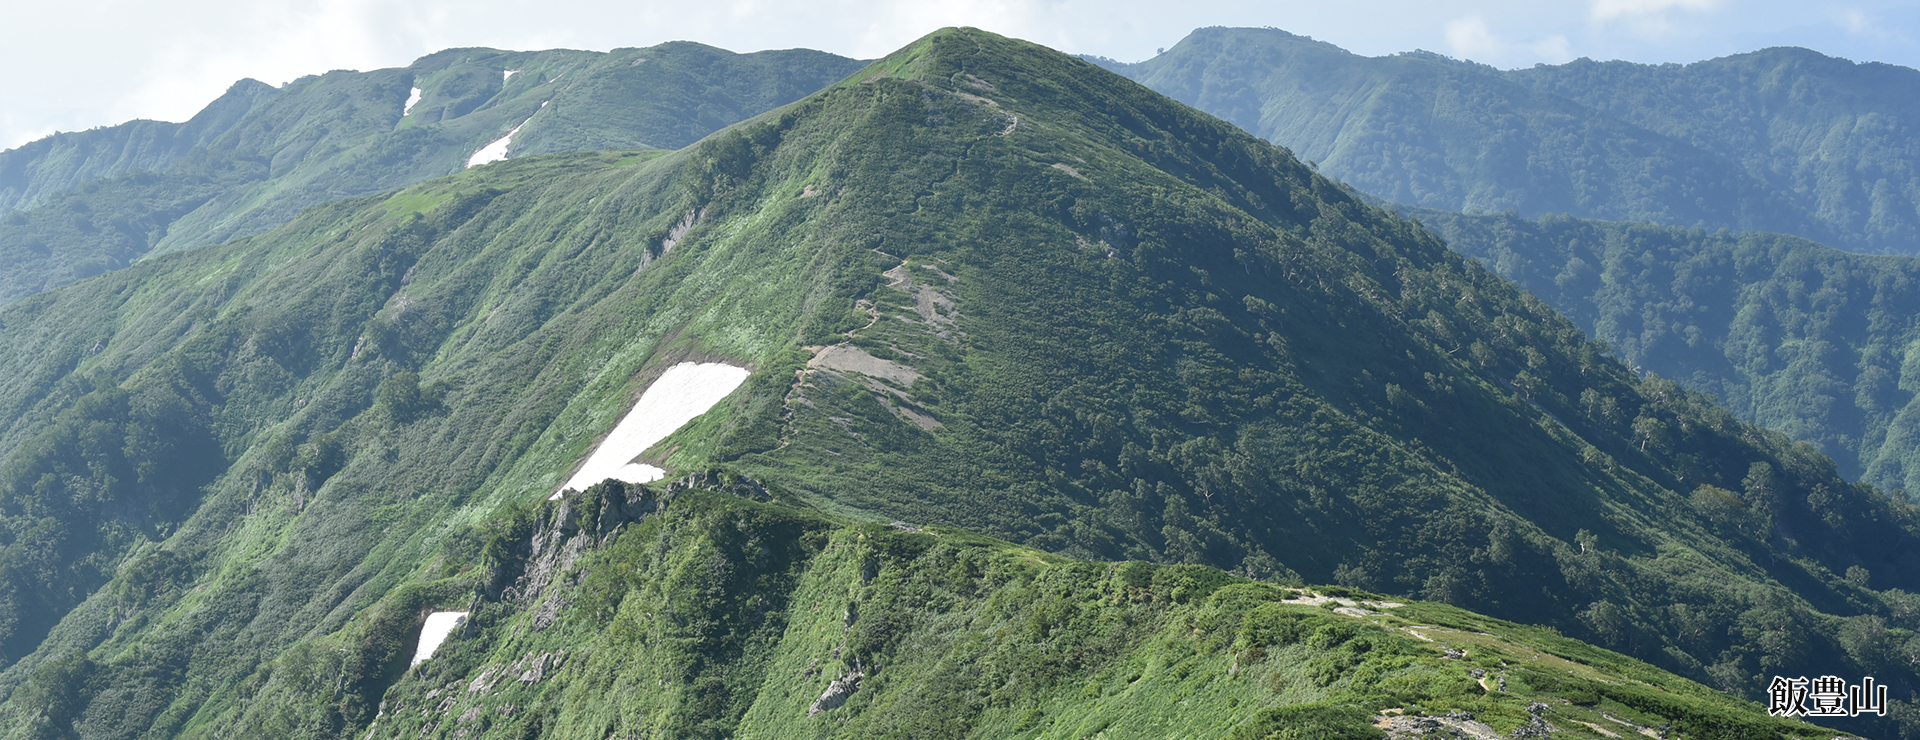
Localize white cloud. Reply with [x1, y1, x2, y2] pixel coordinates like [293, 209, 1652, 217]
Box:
[0, 0, 1239, 149]
[1590, 0, 1719, 21]
[3, 0, 1918, 152]
[1835, 7, 1905, 44]
[1589, 0, 1721, 36]
[1445, 16, 1502, 59]
[1533, 34, 1573, 61]
[1444, 16, 1575, 66]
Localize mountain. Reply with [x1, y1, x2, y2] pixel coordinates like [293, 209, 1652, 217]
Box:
[17, 477, 1840, 739]
[0, 42, 868, 307]
[1099, 27, 1920, 256]
[1407, 208, 1920, 497]
[0, 27, 1909, 738]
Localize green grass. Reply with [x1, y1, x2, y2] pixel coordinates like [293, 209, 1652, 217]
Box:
[0, 26, 1909, 740]
[344, 483, 1837, 739]
[0, 44, 868, 309]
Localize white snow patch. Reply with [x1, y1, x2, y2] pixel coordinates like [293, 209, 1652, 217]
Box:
[552, 362, 750, 499]
[403, 86, 422, 115]
[412, 611, 468, 666]
[466, 119, 529, 168]
[504, 69, 519, 81]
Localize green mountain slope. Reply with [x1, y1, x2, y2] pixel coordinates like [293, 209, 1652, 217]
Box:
[0, 42, 867, 307]
[1101, 27, 1920, 256]
[126, 480, 1836, 739]
[0, 27, 1913, 738]
[1411, 209, 1920, 493]
[1507, 48, 1920, 256]
[0, 81, 278, 215]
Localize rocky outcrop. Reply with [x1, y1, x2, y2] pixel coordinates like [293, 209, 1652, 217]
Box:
[486, 473, 774, 607]
[663, 470, 773, 502]
[1509, 703, 1555, 739]
[808, 665, 865, 716]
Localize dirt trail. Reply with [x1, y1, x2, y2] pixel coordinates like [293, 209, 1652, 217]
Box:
[777, 254, 932, 446]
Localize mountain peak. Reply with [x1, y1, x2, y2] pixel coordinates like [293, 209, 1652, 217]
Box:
[0, 26, 1910, 739]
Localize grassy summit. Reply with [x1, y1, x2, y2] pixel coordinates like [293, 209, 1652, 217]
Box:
[0, 27, 1906, 738]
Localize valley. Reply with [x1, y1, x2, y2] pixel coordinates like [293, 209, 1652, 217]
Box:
[0, 23, 1913, 740]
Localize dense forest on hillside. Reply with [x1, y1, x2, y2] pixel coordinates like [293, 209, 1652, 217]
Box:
[1508, 49, 1920, 256]
[0, 26, 1913, 739]
[1099, 27, 1920, 257]
[1413, 209, 1920, 499]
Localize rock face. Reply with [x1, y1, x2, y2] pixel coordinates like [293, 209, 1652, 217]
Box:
[808, 666, 865, 716]
[485, 472, 774, 631]
[487, 479, 670, 603]
[1375, 710, 1502, 740]
[1509, 703, 1555, 739]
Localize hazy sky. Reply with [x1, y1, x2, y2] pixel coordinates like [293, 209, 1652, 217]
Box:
[4, 0, 1917, 151]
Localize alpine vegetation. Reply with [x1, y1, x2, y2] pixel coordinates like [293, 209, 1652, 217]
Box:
[0, 26, 1900, 740]
[0, 43, 869, 307]
[1105, 26, 1920, 258]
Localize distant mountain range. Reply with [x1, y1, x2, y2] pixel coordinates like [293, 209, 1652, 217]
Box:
[1403, 207, 1920, 495]
[0, 27, 1905, 739]
[1090, 26, 1920, 507]
[0, 43, 866, 306]
[1095, 26, 1920, 257]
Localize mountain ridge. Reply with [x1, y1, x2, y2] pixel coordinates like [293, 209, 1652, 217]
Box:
[0, 26, 1908, 738]
[0, 42, 869, 309]
[0, 79, 278, 215]
[1105, 26, 1920, 256]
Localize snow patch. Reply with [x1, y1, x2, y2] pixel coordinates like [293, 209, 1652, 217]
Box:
[552, 362, 750, 499]
[504, 69, 519, 81]
[403, 86, 422, 115]
[466, 119, 529, 168]
[412, 611, 468, 666]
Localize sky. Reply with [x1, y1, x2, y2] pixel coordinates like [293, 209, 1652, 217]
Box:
[4, 0, 1919, 151]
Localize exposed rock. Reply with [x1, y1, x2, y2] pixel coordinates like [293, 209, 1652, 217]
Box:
[488, 480, 670, 603]
[809, 345, 921, 387]
[518, 652, 555, 684]
[467, 665, 502, 695]
[1376, 710, 1502, 739]
[665, 470, 773, 502]
[530, 594, 570, 632]
[434, 691, 460, 716]
[1509, 702, 1555, 739]
[808, 666, 865, 716]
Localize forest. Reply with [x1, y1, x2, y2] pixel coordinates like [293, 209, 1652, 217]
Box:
[0, 24, 1913, 740]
